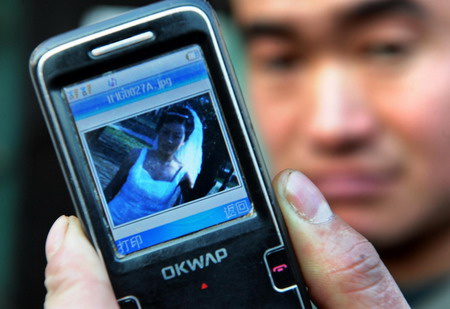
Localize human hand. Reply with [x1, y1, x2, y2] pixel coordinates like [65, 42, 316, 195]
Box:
[44, 216, 118, 308]
[44, 170, 410, 308]
[273, 170, 410, 308]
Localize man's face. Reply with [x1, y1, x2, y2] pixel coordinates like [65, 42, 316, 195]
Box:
[234, 0, 450, 247]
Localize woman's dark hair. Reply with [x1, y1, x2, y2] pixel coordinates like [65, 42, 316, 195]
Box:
[156, 106, 195, 141]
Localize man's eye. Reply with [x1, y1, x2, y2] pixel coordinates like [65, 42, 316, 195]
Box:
[363, 42, 410, 59]
[262, 55, 298, 72]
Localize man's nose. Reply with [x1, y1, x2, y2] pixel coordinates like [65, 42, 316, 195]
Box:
[306, 61, 377, 153]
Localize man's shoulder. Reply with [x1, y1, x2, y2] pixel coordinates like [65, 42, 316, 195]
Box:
[402, 272, 450, 309]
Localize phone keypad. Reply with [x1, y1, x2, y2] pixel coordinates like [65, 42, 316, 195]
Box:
[265, 248, 297, 292]
[118, 296, 141, 309]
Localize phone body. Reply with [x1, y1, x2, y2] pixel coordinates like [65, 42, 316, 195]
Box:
[30, 1, 312, 308]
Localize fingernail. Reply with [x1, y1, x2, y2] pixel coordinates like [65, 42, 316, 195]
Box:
[46, 215, 69, 261]
[284, 170, 333, 224]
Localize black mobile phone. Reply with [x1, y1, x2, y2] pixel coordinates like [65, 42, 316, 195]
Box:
[30, 1, 312, 308]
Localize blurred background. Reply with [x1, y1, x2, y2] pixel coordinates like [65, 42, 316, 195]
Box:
[0, 0, 243, 307]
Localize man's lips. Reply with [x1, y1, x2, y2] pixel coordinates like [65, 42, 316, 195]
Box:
[308, 170, 399, 201]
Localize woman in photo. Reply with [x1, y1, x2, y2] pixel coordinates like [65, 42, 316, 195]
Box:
[105, 105, 203, 225]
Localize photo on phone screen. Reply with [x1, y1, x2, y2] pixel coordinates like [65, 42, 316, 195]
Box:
[62, 45, 254, 256]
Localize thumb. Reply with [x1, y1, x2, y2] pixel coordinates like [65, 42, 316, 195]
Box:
[273, 170, 409, 309]
[44, 216, 119, 309]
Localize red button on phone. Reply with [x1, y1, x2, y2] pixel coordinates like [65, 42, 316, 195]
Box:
[265, 248, 296, 291]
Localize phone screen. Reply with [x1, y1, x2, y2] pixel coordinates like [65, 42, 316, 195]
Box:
[62, 45, 254, 256]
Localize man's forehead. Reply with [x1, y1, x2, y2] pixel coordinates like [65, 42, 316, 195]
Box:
[233, 0, 439, 43]
[235, 0, 351, 20]
[234, 0, 425, 24]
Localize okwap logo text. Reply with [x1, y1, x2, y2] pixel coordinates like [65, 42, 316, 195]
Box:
[161, 248, 228, 280]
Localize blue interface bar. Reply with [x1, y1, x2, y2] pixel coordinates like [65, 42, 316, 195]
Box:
[69, 61, 208, 121]
[115, 198, 252, 255]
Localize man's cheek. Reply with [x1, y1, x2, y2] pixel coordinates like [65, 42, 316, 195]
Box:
[253, 101, 297, 153]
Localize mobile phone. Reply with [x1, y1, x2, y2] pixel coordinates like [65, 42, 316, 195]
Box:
[30, 1, 312, 308]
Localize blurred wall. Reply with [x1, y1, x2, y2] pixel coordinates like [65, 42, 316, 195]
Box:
[0, 0, 25, 307]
